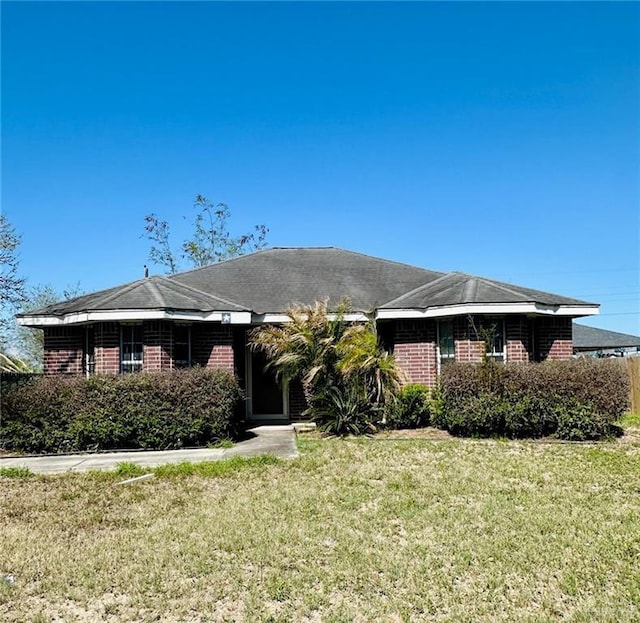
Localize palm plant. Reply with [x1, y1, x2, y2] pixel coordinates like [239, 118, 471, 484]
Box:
[250, 300, 402, 435]
[249, 299, 350, 401]
[337, 319, 403, 408]
[0, 352, 33, 373]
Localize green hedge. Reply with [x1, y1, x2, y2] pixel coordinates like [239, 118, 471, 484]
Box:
[432, 359, 629, 440]
[0, 368, 244, 453]
[385, 383, 432, 429]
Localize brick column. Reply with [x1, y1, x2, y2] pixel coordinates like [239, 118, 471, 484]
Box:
[453, 316, 484, 362]
[43, 327, 83, 375]
[95, 322, 120, 374]
[192, 324, 235, 373]
[537, 317, 573, 360]
[143, 321, 172, 371]
[506, 316, 530, 362]
[392, 319, 438, 388]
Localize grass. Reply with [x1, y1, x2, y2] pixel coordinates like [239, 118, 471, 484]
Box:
[1, 435, 640, 622]
[619, 412, 640, 428]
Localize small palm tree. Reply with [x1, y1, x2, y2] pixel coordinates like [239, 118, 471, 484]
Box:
[249, 299, 350, 402]
[0, 352, 33, 373]
[250, 300, 402, 434]
[337, 319, 403, 408]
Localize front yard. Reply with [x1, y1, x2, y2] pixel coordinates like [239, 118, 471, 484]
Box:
[1, 429, 639, 622]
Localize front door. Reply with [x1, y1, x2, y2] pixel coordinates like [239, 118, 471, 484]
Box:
[247, 349, 288, 420]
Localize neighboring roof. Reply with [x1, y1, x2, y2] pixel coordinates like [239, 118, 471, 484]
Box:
[573, 323, 640, 351]
[170, 247, 444, 314]
[17, 247, 599, 326]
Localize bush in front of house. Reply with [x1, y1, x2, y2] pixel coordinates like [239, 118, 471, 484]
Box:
[433, 359, 629, 440]
[385, 383, 432, 429]
[0, 368, 244, 453]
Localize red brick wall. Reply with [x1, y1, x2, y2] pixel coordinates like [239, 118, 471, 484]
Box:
[506, 317, 530, 362]
[43, 327, 83, 375]
[288, 378, 308, 419]
[192, 324, 235, 372]
[143, 321, 172, 371]
[453, 316, 485, 362]
[393, 319, 438, 387]
[94, 323, 120, 374]
[535, 317, 573, 361]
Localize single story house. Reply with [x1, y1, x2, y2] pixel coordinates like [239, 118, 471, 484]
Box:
[573, 323, 640, 357]
[17, 247, 598, 421]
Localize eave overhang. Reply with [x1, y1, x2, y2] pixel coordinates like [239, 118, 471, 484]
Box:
[17, 309, 253, 327]
[375, 302, 600, 320]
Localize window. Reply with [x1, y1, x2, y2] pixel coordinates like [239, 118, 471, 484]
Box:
[438, 320, 455, 366]
[173, 324, 191, 368]
[480, 318, 505, 362]
[121, 325, 143, 373]
[83, 326, 95, 377]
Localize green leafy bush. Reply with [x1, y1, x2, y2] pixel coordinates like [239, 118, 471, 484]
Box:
[555, 402, 623, 441]
[0, 368, 243, 453]
[386, 384, 431, 429]
[435, 359, 629, 440]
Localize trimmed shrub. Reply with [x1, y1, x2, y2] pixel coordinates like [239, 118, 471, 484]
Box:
[0, 368, 243, 453]
[386, 384, 432, 429]
[555, 402, 623, 441]
[435, 359, 630, 440]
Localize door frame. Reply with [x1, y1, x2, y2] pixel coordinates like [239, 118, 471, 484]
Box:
[245, 345, 289, 421]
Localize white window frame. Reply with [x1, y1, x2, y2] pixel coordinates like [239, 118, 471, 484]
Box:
[120, 324, 143, 373]
[437, 319, 455, 373]
[482, 318, 507, 362]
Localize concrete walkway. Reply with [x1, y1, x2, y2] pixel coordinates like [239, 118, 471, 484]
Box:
[0, 425, 298, 475]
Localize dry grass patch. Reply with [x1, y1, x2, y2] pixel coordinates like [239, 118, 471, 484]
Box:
[1, 437, 639, 622]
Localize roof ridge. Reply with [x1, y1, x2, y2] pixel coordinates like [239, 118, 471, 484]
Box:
[156, 276, 246, 310]
[166, 247, 444, 279]
[146, 279, 167, 308]
[166, 248, 275, 278]
[379, 272, 454, 307]
[456, 272, 533, 300]
[88, 278, 149, 309]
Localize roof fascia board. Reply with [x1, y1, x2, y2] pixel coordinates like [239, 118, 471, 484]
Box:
[376, 303, 600, 320]
[17, 310, 253, 327]
[252, 312, 370, 324]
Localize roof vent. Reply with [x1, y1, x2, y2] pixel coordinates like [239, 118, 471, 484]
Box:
[144, 265, 149, 278]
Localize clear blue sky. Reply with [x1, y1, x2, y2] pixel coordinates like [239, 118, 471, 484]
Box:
[2, 1, 639, 334]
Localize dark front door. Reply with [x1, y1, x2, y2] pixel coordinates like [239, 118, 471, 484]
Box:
[251, 350, 284, 417]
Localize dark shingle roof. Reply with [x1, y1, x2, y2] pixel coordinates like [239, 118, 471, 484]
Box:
[381, 272, 592, 309]
[18, 247, 596, 321]
[21, 276, 246, 317]
[170, 247, 444, 313]
[573, 323, 640, 350]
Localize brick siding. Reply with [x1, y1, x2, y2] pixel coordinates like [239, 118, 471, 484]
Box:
[535, 317, 573, 361]
[143, 321, 172, 371]
[43, 327, 83, 375]
[192, 324, 235, 372]
[506, 316, 530, 362]
[95, 323, 120, 374]
[453, 316, 485, 362]
[288, 378, 308, 419]
[393, 319, 438, 388]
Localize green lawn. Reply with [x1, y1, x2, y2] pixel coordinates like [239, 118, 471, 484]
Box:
[1, 432, 640, 622]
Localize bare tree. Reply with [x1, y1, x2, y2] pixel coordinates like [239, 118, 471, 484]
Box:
[144, 195, 269, 274]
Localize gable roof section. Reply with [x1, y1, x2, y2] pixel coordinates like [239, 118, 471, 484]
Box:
[170, 247, 444, 314]
[573, 323, 640, 350]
